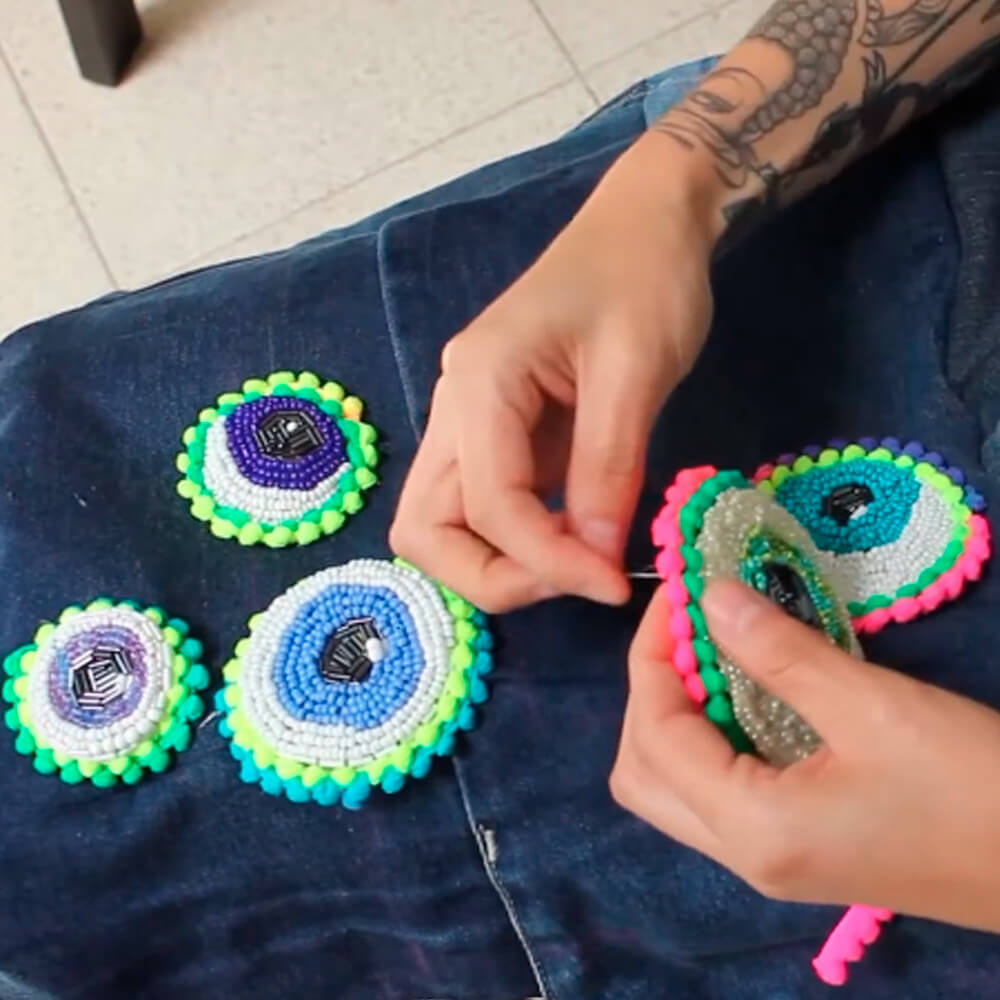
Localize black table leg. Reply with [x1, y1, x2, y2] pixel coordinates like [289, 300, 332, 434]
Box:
[57, 0, 143, 86]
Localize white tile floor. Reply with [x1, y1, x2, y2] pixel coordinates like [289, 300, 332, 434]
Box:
[0, 0, 768, 337]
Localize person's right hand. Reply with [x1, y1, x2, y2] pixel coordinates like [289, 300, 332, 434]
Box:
[390, 134, 721, 611]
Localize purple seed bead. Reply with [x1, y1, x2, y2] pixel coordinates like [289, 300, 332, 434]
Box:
[803, 445, 822, 458]
[902, 441, 925, 458]
[777, 453, 797, 466]
[224, 395, 346, 490]
[946, 466, 966, 485]
[966, 489, 987, 511]
[858, 436, 878, 451]
[828, 437, 848, 451]
[923, 451, 943, 468]
[880, 437, 901, 452]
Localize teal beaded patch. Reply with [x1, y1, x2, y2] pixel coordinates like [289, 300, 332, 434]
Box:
[755, 440, 987, 622]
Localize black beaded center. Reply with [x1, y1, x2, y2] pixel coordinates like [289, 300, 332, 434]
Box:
[822, 481, 874, 527]
[70, 645, 133, 710]
[254, 409, 323, 460]
[762, 563, 822, 630]
[320, 617, 382, 684]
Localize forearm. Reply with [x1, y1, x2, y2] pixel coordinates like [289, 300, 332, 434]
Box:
[643, 0, 1000, 245]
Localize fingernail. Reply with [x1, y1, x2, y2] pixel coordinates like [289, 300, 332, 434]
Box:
[703, 579, 770, 638]
[579, 517, 622, 561]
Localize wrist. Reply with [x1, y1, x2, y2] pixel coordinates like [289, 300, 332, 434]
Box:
[612, 129, 731, 252]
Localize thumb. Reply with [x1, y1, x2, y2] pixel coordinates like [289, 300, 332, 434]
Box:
[702, 578, 872, 744]
[566, 341, 666, 563]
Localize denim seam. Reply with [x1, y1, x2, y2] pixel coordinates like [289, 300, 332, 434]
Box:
[375, 228, 550, 998]
[452, 759, 553, 1000]
[932, 131, 990, 459]
[375, 229, 423, 440]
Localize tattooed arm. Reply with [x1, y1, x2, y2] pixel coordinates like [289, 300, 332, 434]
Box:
[646, 0, 1000, 243]
[391, 0, 1000, 612]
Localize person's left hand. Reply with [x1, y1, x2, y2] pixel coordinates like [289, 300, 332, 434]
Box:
[610, 578, 1000, 932]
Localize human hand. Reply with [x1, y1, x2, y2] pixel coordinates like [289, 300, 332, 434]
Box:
[389, 135, 719, 612]
[611, 578, 1000, 932]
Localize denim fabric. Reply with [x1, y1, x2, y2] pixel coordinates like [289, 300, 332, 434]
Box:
[2, 61, 1000, 1000]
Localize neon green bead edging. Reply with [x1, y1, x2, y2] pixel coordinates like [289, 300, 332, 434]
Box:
[215, 558, 494, 809]
[1, 599, 209, 788]
[175, 370, 379, 547]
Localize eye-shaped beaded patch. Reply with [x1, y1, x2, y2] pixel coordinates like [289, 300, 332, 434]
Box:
[216, 559, 492, 808]
[175, 371, 379, 547]
[1, 600, 208, 787]
[652, 466, 861, 766]
[753, 438, 990, 633]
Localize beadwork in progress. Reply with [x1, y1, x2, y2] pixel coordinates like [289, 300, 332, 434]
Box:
[1, 600, 209, 787]
[652, 466, 861, 765]
[216, 559, 492, 809]
[175, 371, 379, 547]
[753, 438, 990, 633]
[652, 440, 992, 988]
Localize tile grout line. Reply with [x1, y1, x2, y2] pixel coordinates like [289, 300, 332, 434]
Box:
[526, 0, 601, 105]
[582, 0, 749, 81]
[159, 75, 583, 281]
[0, 42, 118, 288]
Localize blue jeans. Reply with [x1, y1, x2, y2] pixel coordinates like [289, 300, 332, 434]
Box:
[3, 60, 1000, 1000]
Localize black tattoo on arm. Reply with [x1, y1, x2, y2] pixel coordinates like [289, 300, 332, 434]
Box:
[861, 0, 950, 47]
[649, 0, 1000, 245]
[722, 33, 1000, 240]
[743, 0, 857, 136]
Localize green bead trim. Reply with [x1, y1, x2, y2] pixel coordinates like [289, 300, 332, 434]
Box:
[216, 560, 492, 807]
[1, 599, 209, 788]
[175, 371, 379, 548]
[671, 471, 755, 753]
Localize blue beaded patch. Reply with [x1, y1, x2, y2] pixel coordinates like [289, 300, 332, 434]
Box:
[216, 559, 492, 808]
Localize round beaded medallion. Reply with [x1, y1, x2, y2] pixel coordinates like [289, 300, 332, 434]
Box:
[1, 600, 208, 787]
[175, 371, 379, 547]
[216, 559, 492, 808]
[652, 466, 861, 765]
[753, 438, 990, 634]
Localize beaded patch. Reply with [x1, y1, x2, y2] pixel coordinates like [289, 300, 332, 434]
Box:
[753, 438, 990, 633]
[216, 559, 492, 808]
[1, 600, 208, 787]
[652, 466, 860, 765]
[175, 371, 379, 547]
